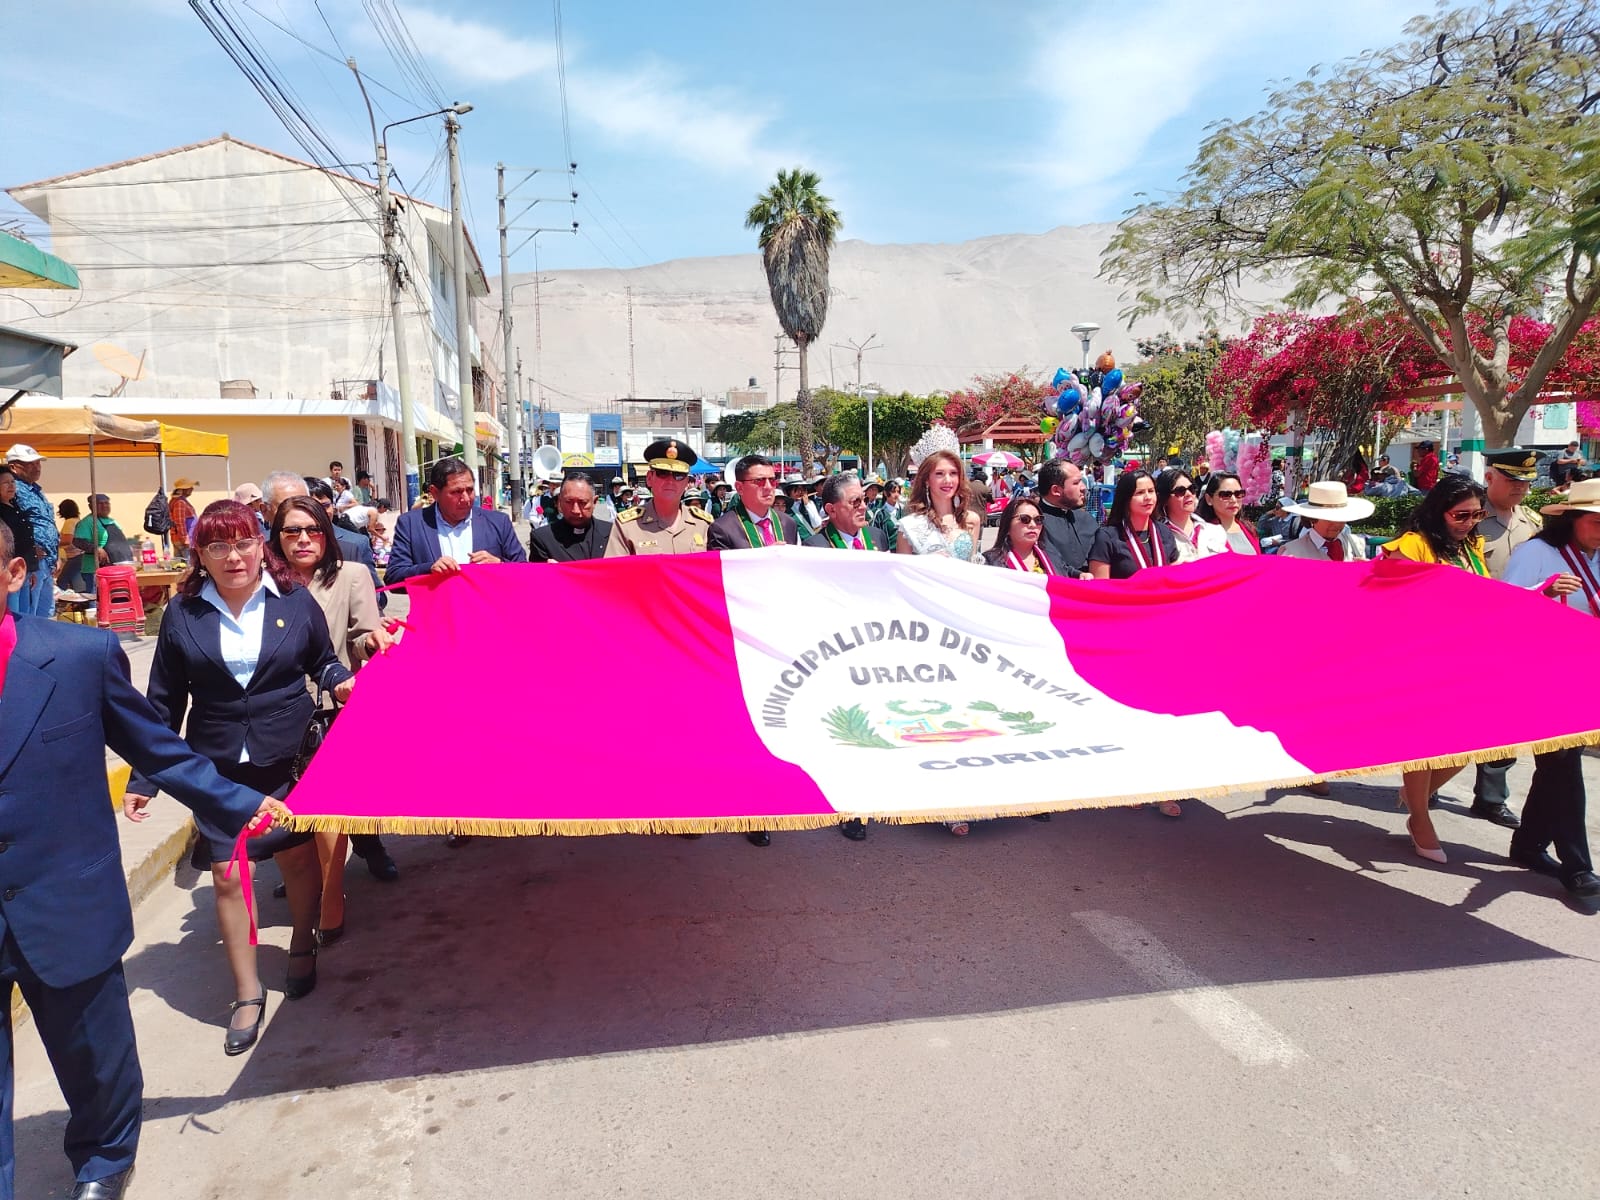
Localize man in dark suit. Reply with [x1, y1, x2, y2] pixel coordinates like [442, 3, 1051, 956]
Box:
[384, 456, 527, 587]
[1035, 458, 1096, 578]
[800, 470, 886, 844]
[706, 455, 799, 551]
[801, 472, 890, 552]
[529, 474, 612, 563]
[0, 523, 275, 1200]
[707, 454, 798, 849]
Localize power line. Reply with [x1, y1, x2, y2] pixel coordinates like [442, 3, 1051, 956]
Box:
[552, 0, 574, 169]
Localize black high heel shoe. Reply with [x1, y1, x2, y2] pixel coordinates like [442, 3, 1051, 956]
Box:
[224, 993, 267, 1055]
[284, 946, 318, 1000]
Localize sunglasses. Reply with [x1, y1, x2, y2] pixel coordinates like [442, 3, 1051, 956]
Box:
[279, 525, 325, 539]
[1213, 490, 1245, 499]
[1445, 509, 1486, 522]
[1014, 514, 1043, 526]
[1169, 485, 1194, 496]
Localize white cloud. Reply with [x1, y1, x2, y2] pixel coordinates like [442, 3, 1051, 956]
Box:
[395, 5, 804, 179]
[1024, 0, 1413, 207]
[396, 7, 556, 85]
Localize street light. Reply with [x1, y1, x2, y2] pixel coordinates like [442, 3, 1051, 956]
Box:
[776, 418, 787, 470]
[860, 386, 881, 479]
[349, 58, 473, 505]
[1070, 322, 1100, 372]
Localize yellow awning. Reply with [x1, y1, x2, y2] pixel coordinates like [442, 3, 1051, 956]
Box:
[2, 405, 228, 458]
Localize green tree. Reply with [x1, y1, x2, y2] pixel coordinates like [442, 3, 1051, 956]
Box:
[1102, 1, 1600, 448]
[828, 391, 948, 478]
[1125, 333, 1231, 459]
[709, 410, 761, 449]
[746, 168, 843, 474]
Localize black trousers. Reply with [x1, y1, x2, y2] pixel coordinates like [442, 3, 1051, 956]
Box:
[1511, 747, 1592, 884]
[1473, 757, 1515, 807]
[0, 932, 141, 1198]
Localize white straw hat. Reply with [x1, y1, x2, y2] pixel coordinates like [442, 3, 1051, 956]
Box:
[1283, 481, 1375, 524]
[1541, 478, 1600, 515]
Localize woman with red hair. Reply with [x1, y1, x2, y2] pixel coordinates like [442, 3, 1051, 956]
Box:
[124, 501, 354, 1055]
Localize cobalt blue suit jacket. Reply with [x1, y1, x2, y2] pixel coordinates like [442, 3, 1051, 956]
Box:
[382, 506, 527, 588]
[128, 584, 352, 796]
[0, 616, 265, 988]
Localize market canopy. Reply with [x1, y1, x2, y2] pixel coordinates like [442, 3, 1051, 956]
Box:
[2, 405, 228, 458]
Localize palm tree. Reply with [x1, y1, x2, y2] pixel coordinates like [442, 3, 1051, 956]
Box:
[746, 168, 842, 475]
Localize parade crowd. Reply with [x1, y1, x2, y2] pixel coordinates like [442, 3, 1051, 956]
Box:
[0, 430, 1596, 1199]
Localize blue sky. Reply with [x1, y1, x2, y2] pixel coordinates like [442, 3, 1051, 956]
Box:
[5, 0, 1422, 275]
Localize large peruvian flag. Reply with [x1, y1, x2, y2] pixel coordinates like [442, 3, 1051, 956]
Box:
[286, 550, 1600, 835]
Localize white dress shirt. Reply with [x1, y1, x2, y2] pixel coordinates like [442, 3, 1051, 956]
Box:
[1504, 537, 1599, 617]
[199, 573, 280, 761]
[436, 510, 475, 562]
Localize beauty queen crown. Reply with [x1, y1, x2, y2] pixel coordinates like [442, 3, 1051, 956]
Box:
[908, 424, 961, 470]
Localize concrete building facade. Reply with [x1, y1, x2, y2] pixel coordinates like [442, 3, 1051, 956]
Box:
[0, 135, 498, 513]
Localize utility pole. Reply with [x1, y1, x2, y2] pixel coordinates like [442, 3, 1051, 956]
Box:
[627, 287, 636, 399]
[351, 60, 459, 507]
[834, 334, 883, 478]
[447, 111, 479, 489]
[497, 164, 577, 505]
[497, 164, 521, 507]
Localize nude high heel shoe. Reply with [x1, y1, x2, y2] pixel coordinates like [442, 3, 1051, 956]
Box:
[1406, 813, 1448, 864]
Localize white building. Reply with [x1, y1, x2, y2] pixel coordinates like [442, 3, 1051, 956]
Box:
[0, 135, 501, 511]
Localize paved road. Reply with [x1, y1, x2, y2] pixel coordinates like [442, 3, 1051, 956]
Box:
[15, 758, 1600, 1198]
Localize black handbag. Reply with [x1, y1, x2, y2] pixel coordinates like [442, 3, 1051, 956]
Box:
[291, 685, 341, 782]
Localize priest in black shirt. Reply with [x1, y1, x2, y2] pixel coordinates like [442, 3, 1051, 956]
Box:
[1034, 459, 1096, 578]
[529, 474, 612, 562]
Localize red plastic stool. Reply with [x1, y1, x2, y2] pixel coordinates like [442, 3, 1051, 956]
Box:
[94, 564, 146, 634]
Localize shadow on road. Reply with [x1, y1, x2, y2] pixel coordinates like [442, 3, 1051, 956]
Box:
[97, 793, 1573, 1109]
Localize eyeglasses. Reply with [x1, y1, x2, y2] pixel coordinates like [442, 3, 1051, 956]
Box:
[1445, 509, 1486, 523]
[1213, 490, 1245, 499]
[742, 476, 777, 487]
[1014, 514, 1043, 525]
[1169, 485, 1193, 496]
[202, 537, 262, 559]
[279, 525, 325, 540]
[843, 496, 868, 506]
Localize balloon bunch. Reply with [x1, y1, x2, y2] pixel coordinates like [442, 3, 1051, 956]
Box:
[1039, 352, 1146, 466]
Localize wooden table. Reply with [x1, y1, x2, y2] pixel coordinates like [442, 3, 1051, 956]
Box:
[134, 567, 187, 606]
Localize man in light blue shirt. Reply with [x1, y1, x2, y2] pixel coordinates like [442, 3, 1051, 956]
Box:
[5, 444, 58, 617]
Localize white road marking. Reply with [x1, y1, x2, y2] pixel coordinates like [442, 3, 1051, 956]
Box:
[1075, 910, 1304, 1067]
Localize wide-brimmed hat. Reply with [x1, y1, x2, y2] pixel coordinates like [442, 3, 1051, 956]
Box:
[1542, 478, 1600, 515]
[233, 482, 263, 504]
[1284, 481, 1375, 524]
[173, 476, 199, 490]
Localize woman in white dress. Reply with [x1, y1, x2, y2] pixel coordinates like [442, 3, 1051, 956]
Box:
[895, 441, 983, 835]
[894, 448, 984, 565]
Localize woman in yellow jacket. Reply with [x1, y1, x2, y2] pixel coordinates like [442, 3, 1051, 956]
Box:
[1380, 475, 1490, 864]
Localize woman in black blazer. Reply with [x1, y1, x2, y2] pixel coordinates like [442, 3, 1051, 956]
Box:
[126, 501, 354, 1055]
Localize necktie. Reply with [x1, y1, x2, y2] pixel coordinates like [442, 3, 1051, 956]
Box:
[758, 517, 775, 546]
[1325, 538, 1344, 562]
[852, 535, 864, 550]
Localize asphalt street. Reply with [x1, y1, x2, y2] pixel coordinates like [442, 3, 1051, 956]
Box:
[14, 761, 1600, 1199]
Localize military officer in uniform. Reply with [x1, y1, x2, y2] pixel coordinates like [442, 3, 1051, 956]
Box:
[1479, 448, 1543, 579]
[1472, 448, 1545, 829]
[604, 439, 714, 556]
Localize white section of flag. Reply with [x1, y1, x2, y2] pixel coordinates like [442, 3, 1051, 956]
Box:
[720, 549, 1311, 815]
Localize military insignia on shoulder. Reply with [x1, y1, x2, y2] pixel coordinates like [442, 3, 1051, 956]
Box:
[688, 506, 713, 521]
[617, 506, 642, 522]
